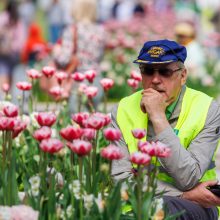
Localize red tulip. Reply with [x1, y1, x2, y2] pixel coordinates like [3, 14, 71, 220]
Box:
[49, 86, 63, 97]
[60, 125, 83, 142]
[84, 115, 105, 130]
[71, 112, 90, 127]
[78, 83, 87, 93]
[16, 82, 32, 91]
[33, 126, 52, 142]
[0, 117, 16, 131]
[27, 69, 42, 79]
[84, 86, 98, 99]
[93, 112, 111, 126]
[82, 128, 96, 140]
[100, 78, 114, 91]
[103, 128, 121, 141]
[101, 145, 123, 160]
[55, 71, 68, 85]
[3, 105, 19, 117]
[67, 140, 92, 156]
[40, 138, 63, 153]
[127, 79, 139, 89]
[35, 112, 56, 127]
[130, 152, 151, 165]
[42, 66, 55, 78]
[85, 70, 97, 83]
[71, 72, 85, 82]
[12, 119, 27, 138]
[130, 70, 142, 81]
[131, 128, 146, 139]
[139, 141, 171, 158]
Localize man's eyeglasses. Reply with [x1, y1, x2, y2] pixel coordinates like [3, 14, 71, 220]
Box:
[140, 67, 183, 78]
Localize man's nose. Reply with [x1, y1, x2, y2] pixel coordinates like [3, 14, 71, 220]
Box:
[151, 72, 162, 83]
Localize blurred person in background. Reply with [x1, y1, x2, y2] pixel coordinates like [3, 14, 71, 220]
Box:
[0, 1, 26, 98]
[46, 0, 65, 44]
[174, 21, 213, 85]
[18, 0, 36, 35]
[49, 0, 106, 112]
[21, 22, 50, 67]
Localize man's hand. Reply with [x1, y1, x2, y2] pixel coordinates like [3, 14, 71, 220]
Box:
[182, 180, 220, 208]
[140, 88, 169, 134]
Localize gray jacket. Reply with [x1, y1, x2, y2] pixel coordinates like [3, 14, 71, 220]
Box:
[111, 86, 220, 196]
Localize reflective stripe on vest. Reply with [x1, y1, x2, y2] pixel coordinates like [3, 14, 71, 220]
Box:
[117, 87, 217, 184]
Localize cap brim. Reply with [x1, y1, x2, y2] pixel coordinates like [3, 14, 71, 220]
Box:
[133, 59, 175, 64]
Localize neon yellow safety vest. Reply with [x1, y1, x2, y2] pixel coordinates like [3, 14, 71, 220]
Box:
[117, 87, 217, 184]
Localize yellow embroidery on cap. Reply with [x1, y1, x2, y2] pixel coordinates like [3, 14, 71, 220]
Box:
[147, 46, 165, 58]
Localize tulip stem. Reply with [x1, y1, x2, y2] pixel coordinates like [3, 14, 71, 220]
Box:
[92, 131, 99, 188]
[88, 98, 95, 113]
[103, 91, 107, 113]
[78, 156, 84, 220]
[137, 165, 142, 220]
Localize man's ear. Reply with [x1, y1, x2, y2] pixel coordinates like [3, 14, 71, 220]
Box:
[180, 68, 187, 85]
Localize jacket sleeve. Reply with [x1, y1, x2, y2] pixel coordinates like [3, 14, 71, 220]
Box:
[156, 101, 220, 191]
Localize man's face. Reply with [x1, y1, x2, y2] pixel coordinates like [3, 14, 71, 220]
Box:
[140, 62, 187, 105]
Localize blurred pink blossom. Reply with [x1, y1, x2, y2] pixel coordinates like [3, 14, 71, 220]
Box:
[67, 140, 92, 156]
[71, 72, 85, 82]
[84, 86, 98, 99]
[131, 128, 146, 139]
[16, 82, 32, 91]
[60, 125, 83, 142]
[101, 144, 123, 160]
[12, 118, 27, 138]
[130, 152, 151, 165]
[85, 70, 97, 83]
[26, 69, 42, 79]
[33, 126, 52, 142]
[2, 83, 10, 92]
[35, 112, 56, 127]
[130, 70, 142, 81]
[3, 104, 19, 117]
[55, 71, 68, 85]
[103, 128, 121, 141]
[100, 78, 114, 91]
[42, 66, 55, 78]
[40, 138, 63, 154]
[71, 112, 90, 127]
[82, 128, 96, 141]
[127, 79, 139, 89]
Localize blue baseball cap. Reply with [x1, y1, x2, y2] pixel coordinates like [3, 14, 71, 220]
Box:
[133, 39, 187, 64]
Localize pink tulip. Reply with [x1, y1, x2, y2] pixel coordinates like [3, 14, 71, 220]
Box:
[49, 86, 63, 97]
[78, 83, 87, 93]
[27, 69, 42, 79]
[127, 79, 139, 89]
[60, 125, 83, 142]
[40, 138, 63, 153]
[67, 140, 92, 156]
[140, 141, 171, 158]
[0, 117, 15, 131]
[71, 72, 85, 82]
[84, 86, 98, 99]
[82, 128, 96, 141]
[71, 112, 90, 127]
[3, 105, 19, 117]
[85, 69, 97, 83]
[2, 83, 10, 92]
[12, 119, 27, 138]
[33, 126, 52, 142]
[55, 71, 68, 84]
[35, 112, 56, 127]
[103, 128, 121, 141]
[130, 70, 142, 81]
[84, 115, 105, 130]
[101, 145, 123, 160]
[130, 152, 151, 165]
[131, 128, 146, 139]
[16, 82, 32, 91]
[93, 112, 111, 127]
[100, 78, 114, 91]
[42, 66, 55, 78]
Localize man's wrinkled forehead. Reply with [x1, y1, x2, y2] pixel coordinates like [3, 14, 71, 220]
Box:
[139, 62, 179, 69]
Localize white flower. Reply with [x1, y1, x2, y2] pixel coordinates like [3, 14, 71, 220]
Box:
[83, 194, 94, 212]
[66, 205, 74, 218]
[29, 175, 40, 189]
[69, 180, 81, 199]
[95, 193, 104, 213]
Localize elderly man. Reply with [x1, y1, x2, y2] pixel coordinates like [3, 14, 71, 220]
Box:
[111, 39, 220, 219]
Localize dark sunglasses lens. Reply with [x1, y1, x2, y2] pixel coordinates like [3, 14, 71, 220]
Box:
[142, 67, 154, 75]
[158, 69, 172, 77]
